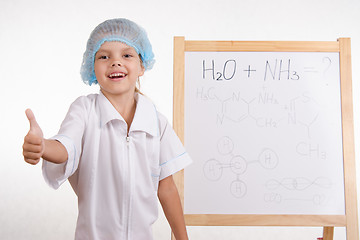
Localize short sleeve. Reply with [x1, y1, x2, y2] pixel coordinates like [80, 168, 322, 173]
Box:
[158, 114, 192, 180]
[42, 96, 89, 189]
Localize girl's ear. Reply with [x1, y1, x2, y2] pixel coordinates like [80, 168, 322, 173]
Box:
[139, 56, 145, 77]
[139, 64, 145, 77]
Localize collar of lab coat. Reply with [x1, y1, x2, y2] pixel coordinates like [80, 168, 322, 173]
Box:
[98, 91, 160, 137]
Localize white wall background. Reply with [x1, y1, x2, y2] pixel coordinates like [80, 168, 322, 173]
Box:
[0, 0, 359, 239]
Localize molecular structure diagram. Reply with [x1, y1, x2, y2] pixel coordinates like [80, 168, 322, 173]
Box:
[203, 136, 279, 198]
[264, 176, 332, 205]
[196, 86, 320, 138]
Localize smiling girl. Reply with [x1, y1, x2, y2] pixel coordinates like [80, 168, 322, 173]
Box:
[22, 18, 192, 240]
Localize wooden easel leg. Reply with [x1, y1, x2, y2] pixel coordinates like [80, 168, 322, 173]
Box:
[323, 226, 334, 240]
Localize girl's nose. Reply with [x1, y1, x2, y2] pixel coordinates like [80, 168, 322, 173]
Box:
[111, 60, 122, 67]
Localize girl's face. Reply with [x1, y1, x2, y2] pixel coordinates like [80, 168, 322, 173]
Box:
[94, 41, 145, 99]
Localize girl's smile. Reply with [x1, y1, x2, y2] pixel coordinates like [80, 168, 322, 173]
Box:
[108, 71, 127, 81]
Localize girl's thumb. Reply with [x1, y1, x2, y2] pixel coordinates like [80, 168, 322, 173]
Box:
[25, 109, 41, 133]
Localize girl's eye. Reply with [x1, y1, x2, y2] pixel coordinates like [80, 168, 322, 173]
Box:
[99, 55, 109, 60]
[123, 54, 132, 58]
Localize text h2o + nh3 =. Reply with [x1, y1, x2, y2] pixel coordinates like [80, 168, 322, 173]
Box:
[202, 59, 300, 81]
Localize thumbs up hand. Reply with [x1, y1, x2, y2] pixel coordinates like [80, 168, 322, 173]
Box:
[23, 109, 45, 165]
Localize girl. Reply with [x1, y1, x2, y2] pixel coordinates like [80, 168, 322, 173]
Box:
[22, 18, 192, 240]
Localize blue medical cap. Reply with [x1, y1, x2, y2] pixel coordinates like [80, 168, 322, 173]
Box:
[80, 18, 155, 85]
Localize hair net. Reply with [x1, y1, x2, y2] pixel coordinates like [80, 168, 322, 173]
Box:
[80, 18, 155, 85]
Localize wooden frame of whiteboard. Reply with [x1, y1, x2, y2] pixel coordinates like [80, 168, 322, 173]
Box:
[172, 37, 358, 240]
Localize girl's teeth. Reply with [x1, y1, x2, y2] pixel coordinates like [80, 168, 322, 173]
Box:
[109, 73, 125, 78]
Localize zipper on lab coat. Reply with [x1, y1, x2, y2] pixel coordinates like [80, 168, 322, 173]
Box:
[125, 135, 132, 239]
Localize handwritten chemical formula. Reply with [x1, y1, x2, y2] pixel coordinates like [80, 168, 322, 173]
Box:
[195, 86, 320, 136]
[203, 136, 279, 198]
[184, 51, 345, 215]
[202, 58, 300, 82]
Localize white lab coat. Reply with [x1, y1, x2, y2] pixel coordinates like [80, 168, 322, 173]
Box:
[42, 92, 192, 240]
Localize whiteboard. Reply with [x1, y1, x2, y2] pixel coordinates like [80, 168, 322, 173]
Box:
[183, 51, 345, 215]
